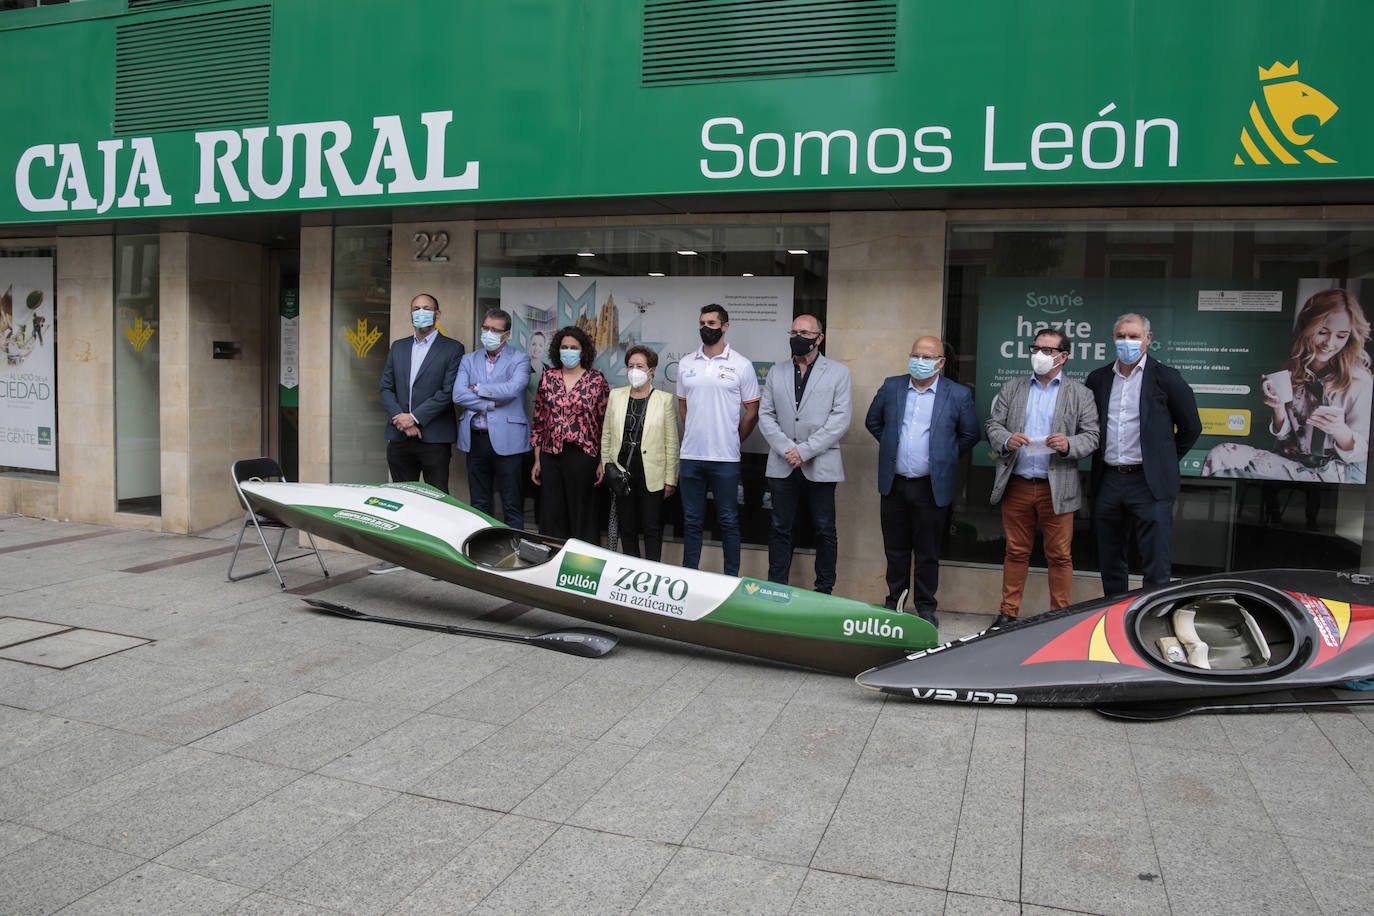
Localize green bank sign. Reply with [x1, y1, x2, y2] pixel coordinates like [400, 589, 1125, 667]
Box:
[0, 0, 1369, 223]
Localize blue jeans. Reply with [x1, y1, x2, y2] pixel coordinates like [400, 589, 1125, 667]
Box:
[767, 469, 837, 593]
[679, 458, 741, 575]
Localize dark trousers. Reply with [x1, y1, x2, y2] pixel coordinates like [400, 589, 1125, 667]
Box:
[540, 444, 600, 543]
[880, 474, 945, 624]
[766, 469, 837, 593]
[616, 462, 665, 561]
[386, 439, 451, 493]
[1093, 468, 1175, 598]
[680, 458, 741, 575]
[465, 429, 525, 528]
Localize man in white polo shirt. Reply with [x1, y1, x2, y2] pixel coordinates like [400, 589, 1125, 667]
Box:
[676, 303, 760, 575]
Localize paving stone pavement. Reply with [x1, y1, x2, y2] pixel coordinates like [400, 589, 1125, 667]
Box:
[1, 512, 1372, 915]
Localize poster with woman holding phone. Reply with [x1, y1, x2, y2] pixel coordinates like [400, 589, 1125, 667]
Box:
[1203, 282, 1372, 484]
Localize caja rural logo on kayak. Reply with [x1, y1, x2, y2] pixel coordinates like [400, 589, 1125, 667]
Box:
[556, 552, 690, 616]
[363, 497, 403, 512]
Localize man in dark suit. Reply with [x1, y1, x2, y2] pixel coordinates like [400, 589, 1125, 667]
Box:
[1086, 312, 1202, 597]
[378, 292, 465, 494]
[865, 335, 980, 624]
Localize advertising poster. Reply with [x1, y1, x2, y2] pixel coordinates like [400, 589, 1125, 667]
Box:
[0, 256, 56, 471]
[500, 276, 795, 453]
[973, 277, 1373, 484]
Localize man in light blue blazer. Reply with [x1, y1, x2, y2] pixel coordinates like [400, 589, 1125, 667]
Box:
[865, 335, 980, 624]
[454, 308, 532, 527]
[759, 314, 852, 593]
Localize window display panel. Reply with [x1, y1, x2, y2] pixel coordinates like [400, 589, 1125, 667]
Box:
[476, 224, 828, 550]
[945, 220, 1374, 576]
[330, 227, 391, 483]
[0, 246, 57, 476]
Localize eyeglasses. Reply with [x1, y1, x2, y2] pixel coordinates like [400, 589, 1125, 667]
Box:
[1029, 346, 1066, 355]
[480, 325, 506, 333]
[788, 330, 821, 339]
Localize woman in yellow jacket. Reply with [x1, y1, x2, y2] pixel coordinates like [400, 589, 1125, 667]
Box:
[601, 345, 680, 560]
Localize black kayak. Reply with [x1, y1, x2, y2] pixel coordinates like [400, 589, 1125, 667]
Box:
[855, 569, 1374, 708]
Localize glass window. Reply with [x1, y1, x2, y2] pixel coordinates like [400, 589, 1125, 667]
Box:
[114, 236, 159, 513]
[475, 223, 829, 548]
[945, 220, 1374, 576]
[330, 227, 391, 483]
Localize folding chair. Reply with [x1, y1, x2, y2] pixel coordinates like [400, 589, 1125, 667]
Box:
[227, 457, 330, 589]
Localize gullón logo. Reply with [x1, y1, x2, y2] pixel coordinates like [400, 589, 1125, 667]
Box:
[364, 497, 403, 512]
[1236, 61, 1338, 165]
[556, 553, 605, 595]
[842, 617, 905, 640]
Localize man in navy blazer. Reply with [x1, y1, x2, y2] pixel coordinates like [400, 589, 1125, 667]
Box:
[378, 293, 465, 493]
[865, 335, 980, 624]
[1085, 312, 1202, 597]
[453, 308, 532, 528]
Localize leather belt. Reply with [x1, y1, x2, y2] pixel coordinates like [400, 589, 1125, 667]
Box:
[1014, 475, 1049, 483]
[1107, 463, 1143, 473]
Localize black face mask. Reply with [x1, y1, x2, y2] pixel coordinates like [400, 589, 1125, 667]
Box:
[699, 326, 724, 346]
[789, 335, 818, 358]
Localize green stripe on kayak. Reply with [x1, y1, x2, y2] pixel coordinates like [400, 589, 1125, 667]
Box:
[705, 579, 938, 650]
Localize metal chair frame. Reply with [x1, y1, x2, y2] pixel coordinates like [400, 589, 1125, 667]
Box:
[227, 457, 330, 589]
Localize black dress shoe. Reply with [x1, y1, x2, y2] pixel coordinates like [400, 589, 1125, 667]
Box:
[990, 613, 1018, 629]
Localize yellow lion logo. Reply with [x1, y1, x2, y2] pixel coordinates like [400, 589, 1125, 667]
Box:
[1236, 61, 1338, 165]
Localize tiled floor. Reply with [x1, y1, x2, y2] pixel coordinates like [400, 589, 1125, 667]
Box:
[1, 513, 1371, 914]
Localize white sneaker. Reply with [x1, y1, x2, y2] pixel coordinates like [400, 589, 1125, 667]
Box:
[368, 560, 404, 574]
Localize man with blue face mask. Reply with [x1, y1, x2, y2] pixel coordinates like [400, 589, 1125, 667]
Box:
[453, 308, 531, 528]
[865, 335, 980, 624]
[374, 293, 466, 572]
[1085, 312, 1202, 597]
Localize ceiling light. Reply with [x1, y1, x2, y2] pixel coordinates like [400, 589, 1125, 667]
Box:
[787, 248, 808, 255]
[742, 273, 755, 277]
[677, 249, 698, 256]
[648, 272, 666, 277]
[576, 250, 595, 257]
[564, 272, 581, 277]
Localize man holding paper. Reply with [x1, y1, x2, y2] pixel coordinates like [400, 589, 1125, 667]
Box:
[985, 328, 1099, 628]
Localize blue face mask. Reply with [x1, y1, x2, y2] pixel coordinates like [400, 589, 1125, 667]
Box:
[480, 330, 503, 351]
[411, 309, 435, 329]
[560, 349, 581, 368]
[1115, 339, 1143, 364]
[908, 356, 940, 380]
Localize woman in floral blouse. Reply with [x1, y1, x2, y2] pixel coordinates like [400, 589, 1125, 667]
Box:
[531, 325, 610, 541]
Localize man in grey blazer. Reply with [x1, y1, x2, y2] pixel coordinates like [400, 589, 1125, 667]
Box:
[759, 314, 852, 593]
[985, 328, 1099, 627]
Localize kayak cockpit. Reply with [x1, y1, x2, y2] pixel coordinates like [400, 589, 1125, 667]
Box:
[1135, 592, 1298, 674]
[463, 527, 566, 569]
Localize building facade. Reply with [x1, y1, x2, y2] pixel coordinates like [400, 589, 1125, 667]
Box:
[2, 0, 1371, 606]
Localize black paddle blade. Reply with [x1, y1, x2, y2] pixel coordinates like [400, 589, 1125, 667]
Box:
[301, 598, 617, 658]
[527, 629, 619, 658]
[1096, 690, 1374, 721]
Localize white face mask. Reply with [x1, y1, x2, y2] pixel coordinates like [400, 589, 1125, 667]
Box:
[1030, 351, 1058, 375]
[627, 368, 650, 388]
